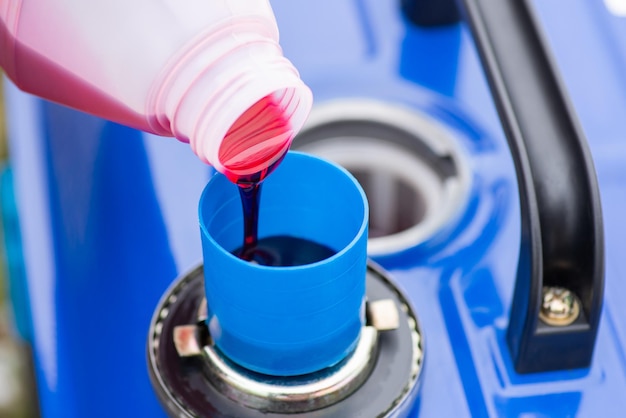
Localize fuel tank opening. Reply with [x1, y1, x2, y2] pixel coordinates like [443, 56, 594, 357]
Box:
[147, 262, 424, 417]
[293, 99, 471, 256]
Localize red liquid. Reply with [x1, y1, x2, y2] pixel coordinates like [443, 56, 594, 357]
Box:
[233, 153, 286, 260]
[220, 94, 294, 180]
[234, 235, 336, 267]
[220, 94, 293, 260]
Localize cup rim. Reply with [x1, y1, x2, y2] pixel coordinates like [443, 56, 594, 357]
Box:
[198, 151, 369, 271]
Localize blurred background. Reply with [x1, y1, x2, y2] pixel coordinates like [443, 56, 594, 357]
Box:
[0, 78, 40, 417]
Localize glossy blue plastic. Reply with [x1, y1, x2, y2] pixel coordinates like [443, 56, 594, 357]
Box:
[199, 151, 368, 376]
[3, 0, 626, 417]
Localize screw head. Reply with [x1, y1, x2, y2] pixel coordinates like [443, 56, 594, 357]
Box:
[538, 286, 580, 326]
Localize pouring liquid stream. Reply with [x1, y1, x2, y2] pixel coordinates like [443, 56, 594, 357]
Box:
[235, 154, 285, 262]
[220, 95, 294, 264]
[220, 94, 336, 266]
[233, 159, 335, 266]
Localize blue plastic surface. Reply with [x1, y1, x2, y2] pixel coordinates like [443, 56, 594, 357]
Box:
[200, 151, 368, 376]
[3, 0, 626, 417]
[0, 166, 34, 342]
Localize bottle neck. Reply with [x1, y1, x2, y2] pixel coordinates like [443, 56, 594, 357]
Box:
[149, 18, 312, 175]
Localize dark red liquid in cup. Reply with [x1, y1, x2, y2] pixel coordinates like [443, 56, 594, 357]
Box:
[233, 235, 336, 267]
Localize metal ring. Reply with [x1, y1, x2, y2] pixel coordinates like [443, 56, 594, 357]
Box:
[200, 326, 379, 413]
[147, 262, 424, 418]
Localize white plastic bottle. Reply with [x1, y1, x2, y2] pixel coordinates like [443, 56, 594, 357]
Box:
[0, 0, 313, 176]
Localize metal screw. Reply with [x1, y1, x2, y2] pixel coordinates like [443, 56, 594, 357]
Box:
[539, 286, 580, 326]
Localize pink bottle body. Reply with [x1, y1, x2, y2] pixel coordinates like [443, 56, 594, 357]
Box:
[0, 0, 312, 174]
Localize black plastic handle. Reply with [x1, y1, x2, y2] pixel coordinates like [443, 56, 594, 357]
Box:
[404, 0, 605, 373]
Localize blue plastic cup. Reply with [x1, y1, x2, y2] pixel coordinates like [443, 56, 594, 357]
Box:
[199, 151, 368, 376]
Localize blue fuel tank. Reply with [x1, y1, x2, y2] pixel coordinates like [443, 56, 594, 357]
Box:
[3, 0, 626, 417]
